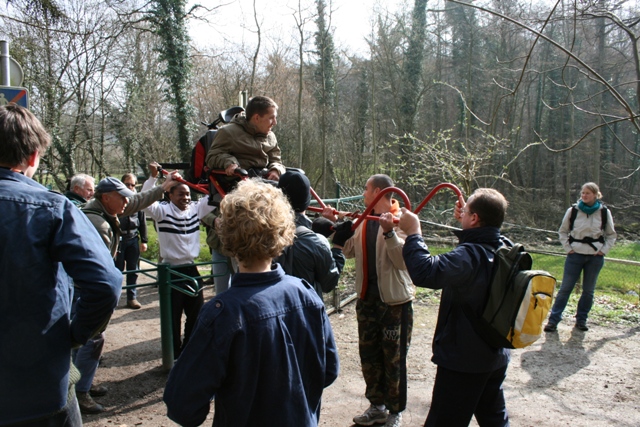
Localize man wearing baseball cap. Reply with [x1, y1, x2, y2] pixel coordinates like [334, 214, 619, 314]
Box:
[74, 172, 179, 414]
[274, 170, 353, 298]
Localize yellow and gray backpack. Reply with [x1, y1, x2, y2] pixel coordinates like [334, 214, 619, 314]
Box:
[459, 243, 556, 349]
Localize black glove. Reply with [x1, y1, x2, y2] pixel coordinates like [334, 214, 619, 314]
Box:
[312, 217, 335, 238]
[332, 220, 354, 247]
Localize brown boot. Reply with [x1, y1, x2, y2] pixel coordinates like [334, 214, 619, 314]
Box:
[127, 299, 142, 309]
[77, 391, 105, 414]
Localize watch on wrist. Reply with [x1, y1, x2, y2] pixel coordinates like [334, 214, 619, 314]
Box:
[383, 230, 395, 239]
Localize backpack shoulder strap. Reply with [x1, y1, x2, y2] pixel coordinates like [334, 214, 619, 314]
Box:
[82, 207, 118, 233]
[569, 205, 579, 232]
[81, 207, 107, 219]
[279, 225, 314, 274]
[600, 205, 608, 231]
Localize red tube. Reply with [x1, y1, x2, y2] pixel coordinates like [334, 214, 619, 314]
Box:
[309, 183, 464, 232]
[159, 169, 210, 195]
[351, 187, 411, 230]
[412, 183, 463, 214]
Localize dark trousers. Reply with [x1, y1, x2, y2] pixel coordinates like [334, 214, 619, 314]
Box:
[115, 236, 140, 301]
[171, 265, 204, 359]
[6, 390, 82, 427]
[356, 292, 413, 414]
[424, 364, 510, 427]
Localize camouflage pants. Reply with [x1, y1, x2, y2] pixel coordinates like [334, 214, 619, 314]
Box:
[356, 293, 413, 413]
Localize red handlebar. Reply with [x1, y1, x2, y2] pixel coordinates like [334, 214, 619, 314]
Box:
[308, 183, 463, 231]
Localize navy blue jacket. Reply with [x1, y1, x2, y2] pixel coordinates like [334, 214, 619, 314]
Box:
[0, 168, 122, 424]
[163, 264, 339, 427]
[402, 227, 510, 373]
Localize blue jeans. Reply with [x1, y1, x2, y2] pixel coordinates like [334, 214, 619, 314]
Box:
[70, 293, 104, 393]
[548, 253, 605, 325]
[212, 250, 231, 294]
[72, 333, 104, 393]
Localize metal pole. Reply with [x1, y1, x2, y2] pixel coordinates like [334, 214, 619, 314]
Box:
[0, 41, 10, 86]
[157, 263, 175, 371]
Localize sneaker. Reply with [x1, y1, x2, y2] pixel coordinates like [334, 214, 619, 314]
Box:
[127, 299, 142, 309]
[353, 405, 388, 426]
[384, 412, 402, 427]
[575, 322, 589, 331]
[89, 385, 108, 397]
[544, 322, 557, 332]
[77, 391, 105, 414]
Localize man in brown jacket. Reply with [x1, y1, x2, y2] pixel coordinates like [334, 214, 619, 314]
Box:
[205, 95, 285, 182]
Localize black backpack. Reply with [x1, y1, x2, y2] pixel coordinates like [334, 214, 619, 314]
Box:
[185, 106, 245, 185]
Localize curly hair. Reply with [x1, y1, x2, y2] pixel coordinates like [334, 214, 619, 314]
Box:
[217, 178, 295, 265]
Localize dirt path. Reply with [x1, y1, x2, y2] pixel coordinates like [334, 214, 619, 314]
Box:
[82, 283, 640, 427]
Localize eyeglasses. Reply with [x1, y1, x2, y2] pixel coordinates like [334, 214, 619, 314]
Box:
[460, 208, 475, 215]
[124, 183, 136, 189]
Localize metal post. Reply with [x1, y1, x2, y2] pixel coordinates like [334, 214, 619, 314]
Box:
[157, 263, 174, 371]
[1, 41, 10, 86]
[239, 90, 248, 108]
[333, 182, 341, 312]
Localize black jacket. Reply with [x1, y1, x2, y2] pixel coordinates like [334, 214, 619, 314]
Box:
[275, 214, 344, 298]
[119, 210, 148, 243]
[402, 226, 510, 373]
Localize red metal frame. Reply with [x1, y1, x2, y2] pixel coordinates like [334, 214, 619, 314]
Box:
[159, 167, 463, 231]
[308, 183, 463, 231]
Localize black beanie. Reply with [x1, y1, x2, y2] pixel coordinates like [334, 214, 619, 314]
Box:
[278, 171, 311, 212]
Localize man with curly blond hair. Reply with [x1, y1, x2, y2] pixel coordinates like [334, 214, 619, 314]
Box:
[163, 179, 340, 427]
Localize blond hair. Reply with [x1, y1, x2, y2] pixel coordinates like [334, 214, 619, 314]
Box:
[581, 182, 603, 200]
[217, 179, 295, 265]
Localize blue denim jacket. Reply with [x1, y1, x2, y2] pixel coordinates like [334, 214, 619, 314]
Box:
[0, 169, 122, 424]
[164, 264, 339, 427]
[403, 227, 510, 373]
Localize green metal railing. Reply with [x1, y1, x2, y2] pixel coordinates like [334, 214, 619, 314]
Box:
[121, 258, 226, 371]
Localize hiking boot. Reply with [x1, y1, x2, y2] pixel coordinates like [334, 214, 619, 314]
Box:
[384, 412, 402, 427]
[77, 391, 105, 414]
[89, 385, 108, 397]
[575, 322, 589, 331]
[544, 322, 557, 332]
[353, 404, 388, 426]
[127, 299, 142, 309]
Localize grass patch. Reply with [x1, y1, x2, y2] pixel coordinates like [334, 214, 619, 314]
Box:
[412, 240, 640, 326]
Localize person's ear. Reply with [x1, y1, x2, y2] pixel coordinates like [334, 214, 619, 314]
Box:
[470, 212, 482, 227]
[27, 151, 39, 167]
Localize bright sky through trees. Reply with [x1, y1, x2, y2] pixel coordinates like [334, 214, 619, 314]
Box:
[188, 0, 405, 55]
